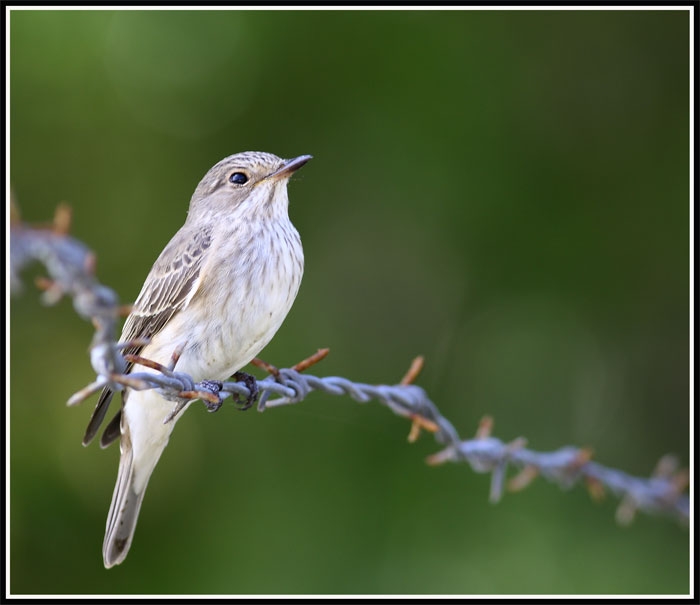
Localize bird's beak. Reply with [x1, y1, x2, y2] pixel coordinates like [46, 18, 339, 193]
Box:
[265, 155, 313, 182]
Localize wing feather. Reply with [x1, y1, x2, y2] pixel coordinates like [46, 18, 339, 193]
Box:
[83, 227, 212, 446]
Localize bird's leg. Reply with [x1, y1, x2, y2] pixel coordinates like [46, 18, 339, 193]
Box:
[232, 372, 259, 410]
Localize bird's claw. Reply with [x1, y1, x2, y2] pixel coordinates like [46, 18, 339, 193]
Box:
[199, 380, 224, 412]
[232, 371, 259, 410]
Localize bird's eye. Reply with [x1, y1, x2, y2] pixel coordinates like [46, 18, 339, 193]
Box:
[229, 172, 248, 185]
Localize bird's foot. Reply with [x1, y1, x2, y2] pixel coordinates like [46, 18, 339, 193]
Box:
[232, 371, 259, 410]
[199, 380, 224, 412]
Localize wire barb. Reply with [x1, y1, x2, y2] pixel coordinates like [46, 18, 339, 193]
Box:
[292, 348, 330, 372]
[10, 202, 690, 527]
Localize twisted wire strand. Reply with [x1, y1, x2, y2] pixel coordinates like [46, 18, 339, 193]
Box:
[10, 206, 690, 526]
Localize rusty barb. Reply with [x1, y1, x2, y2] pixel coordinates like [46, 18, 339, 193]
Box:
[10, 201, 690, 527]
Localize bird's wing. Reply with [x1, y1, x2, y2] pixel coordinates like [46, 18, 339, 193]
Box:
[82, 226, 213, 446]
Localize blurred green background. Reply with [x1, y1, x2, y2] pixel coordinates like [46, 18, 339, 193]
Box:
[9, 8, 690, 596]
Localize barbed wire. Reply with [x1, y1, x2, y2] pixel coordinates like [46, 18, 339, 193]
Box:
[9, 201, 690, 526]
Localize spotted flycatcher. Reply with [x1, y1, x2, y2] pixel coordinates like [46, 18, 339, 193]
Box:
[82, 151, 310, 568]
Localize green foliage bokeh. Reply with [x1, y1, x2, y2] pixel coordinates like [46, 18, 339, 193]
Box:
[9, 8, 690, 596]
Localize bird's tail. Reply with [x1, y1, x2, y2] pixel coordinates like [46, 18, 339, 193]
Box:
[102, 440, 149, 569]
[101, 389, 183, 568]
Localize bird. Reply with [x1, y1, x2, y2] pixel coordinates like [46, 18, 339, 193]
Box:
[82, 151, 311, 568]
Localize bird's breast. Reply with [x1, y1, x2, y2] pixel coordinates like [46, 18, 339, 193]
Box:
[153, 220, 304, 382]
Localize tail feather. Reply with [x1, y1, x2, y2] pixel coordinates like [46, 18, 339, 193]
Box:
[103, 441, 148, 569]
[101, 389, 184, 568]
